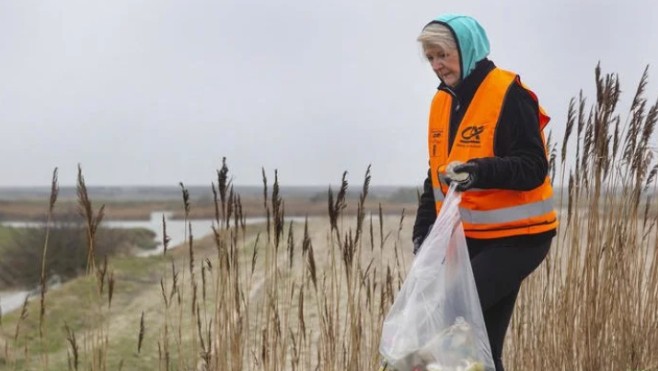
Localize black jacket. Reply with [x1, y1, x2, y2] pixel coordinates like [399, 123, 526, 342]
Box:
[412, 59, 556, 248]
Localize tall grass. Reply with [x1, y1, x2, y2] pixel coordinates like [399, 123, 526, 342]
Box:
[172, 161, 406, 370]
[507, 64, 658, 370]
[2, 165, 118, 371]
[38, 168, 58, 369]
[1, 65, 656, 371]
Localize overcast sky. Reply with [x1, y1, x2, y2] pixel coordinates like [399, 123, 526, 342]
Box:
[1, 0, 657, 187]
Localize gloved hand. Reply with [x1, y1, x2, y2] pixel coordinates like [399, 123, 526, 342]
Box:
[444, 161, 479, 192]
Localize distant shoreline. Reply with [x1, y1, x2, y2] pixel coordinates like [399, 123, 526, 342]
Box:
[0, 184, 419, 202]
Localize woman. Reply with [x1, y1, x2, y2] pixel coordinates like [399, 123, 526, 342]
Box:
[412, 14, 558, 371]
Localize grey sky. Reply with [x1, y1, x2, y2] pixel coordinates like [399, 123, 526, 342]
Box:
[1, 0, 657, 187]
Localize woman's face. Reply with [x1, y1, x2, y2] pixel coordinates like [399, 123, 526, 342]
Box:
[424, 45, 461, 88]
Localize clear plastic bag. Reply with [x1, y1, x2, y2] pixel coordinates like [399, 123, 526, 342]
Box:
[379, 185, 495, 371]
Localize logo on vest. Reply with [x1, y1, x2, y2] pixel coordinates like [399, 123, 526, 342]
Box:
[431, 129, 444, 139]
[458, 125, 485, 146]
[430, 129, 444, 157]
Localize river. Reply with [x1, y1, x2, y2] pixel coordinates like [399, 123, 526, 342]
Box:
[0, 212, 307, 314]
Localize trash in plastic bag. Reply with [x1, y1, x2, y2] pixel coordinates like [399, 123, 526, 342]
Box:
[379, 185, 495, 371]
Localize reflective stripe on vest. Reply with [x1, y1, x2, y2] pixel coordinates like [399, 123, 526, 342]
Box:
[459, 197, 554, 225]
[432, 192, 554, 224]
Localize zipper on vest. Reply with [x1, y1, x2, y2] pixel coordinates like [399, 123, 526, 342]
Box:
[438, 85, 461, 152]
[441, 86, 460, 111]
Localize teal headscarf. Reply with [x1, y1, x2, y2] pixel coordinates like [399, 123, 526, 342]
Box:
[430, 14, 490, 81]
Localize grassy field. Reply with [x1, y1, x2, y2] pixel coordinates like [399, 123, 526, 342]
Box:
[0, 231, 255, 370]
[1, 66, 657, 370]
[0, 193, 413, 370]
[0, 226, 12, 245]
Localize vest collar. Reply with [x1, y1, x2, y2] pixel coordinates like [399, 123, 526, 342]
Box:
[437, 59, 496, 106]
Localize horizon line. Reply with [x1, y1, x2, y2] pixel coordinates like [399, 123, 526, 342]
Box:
[0, 183, 423, 189]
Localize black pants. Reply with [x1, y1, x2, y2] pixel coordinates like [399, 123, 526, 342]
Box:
[468, 236, 552, 371]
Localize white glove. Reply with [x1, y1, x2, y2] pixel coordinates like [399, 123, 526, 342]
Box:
[445, 161, 469, 182]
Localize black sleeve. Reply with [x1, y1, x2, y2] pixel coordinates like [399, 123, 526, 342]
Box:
[470, 82, 548, 191]
[412, 168, 438, 243]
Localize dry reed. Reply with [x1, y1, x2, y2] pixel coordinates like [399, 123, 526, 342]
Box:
[507, 64, 658, 370]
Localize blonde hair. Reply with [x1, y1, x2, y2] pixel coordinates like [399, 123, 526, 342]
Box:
[417, 23, 457, 52]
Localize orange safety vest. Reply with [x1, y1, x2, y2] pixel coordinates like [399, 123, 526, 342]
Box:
[428, 68, 558, 239]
